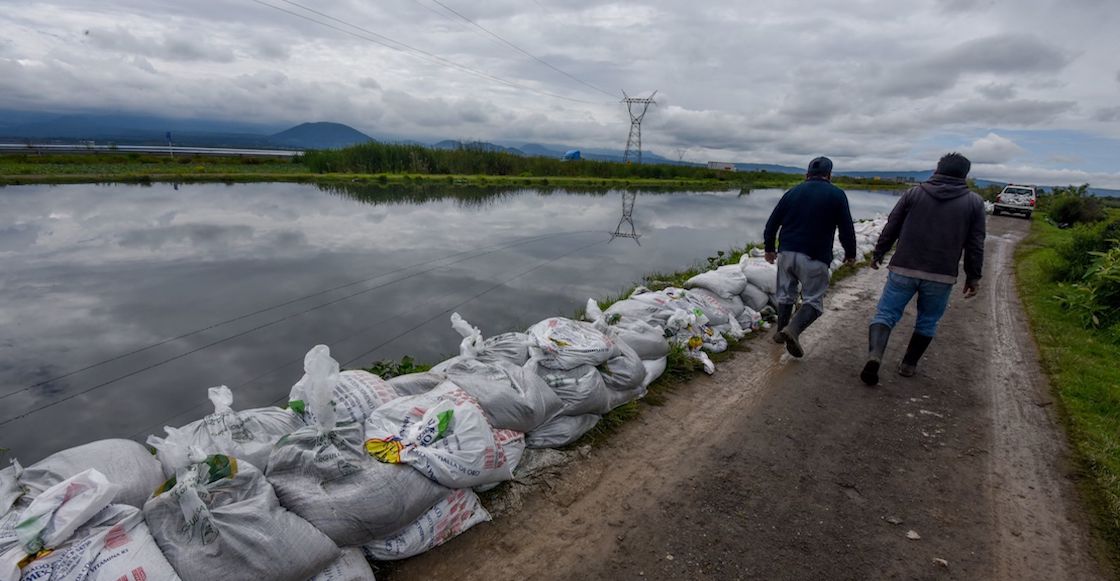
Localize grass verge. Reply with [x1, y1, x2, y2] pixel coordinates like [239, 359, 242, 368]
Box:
[1015, 216, 1120, 570]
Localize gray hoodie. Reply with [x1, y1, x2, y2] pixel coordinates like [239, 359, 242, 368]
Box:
[872, 174, 986, 284]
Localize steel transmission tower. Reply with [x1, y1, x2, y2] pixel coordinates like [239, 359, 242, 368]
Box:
[609, 191, 641, 244]
[621, 90, 657, 164]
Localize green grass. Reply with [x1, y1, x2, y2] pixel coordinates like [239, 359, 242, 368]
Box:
[0, 151, 910, 191]
[1015, 216, 1120, 568]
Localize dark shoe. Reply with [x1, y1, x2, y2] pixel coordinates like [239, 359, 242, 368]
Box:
[860, 323, 892, 386]
[773, 303, 794, 344]
[898, 333, 933, 377]
[779, 306, 821, 358]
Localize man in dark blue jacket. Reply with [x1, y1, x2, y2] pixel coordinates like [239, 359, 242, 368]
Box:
[764, 157, 857, 358]
[860, 152, 985, 385]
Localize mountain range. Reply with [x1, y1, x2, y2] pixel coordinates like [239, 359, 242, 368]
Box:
[0, 110, 1115, 196]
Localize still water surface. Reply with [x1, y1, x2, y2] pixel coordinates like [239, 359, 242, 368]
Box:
[0, 182, 900, 461]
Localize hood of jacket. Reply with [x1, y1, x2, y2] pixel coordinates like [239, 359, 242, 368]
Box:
[918, 173, 971, 200]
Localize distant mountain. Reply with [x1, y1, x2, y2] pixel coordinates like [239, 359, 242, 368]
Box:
[270, 122, 372, 149]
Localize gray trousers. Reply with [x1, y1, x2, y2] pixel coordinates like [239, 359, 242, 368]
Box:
[776, 251, 831, 313]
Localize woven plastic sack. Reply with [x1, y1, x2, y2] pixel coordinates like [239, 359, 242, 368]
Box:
[433, 357, 562, 433]
[17, 503, 180, 581]
[684, 264, 748, 299]
[684, 288, 744, 327]
[290, 348, 400, 425]
[584, 299, 670, 361]
[598, 340, 647, 393]
[640, 357, 667, 390]
[447, 313, 532, 366]
[0, 462, 21, 517]
[602, 298, 674, 328]
[739, 282, 771, 312]
[526, 414, 601, 449]
[308, 547, 375, 581]
[528, 318, 619, 371]
[388, 371, 446, 397]
[266, 346, 449, 546]
[16, 439, 164, 510]
[364, 383, 514, 489]
[535, 364, 611, 416]
[145, 456, 338, 581]
[157, 386, 302, 473]
[740, 255, 778, 295]
[362, 488, 490, 561]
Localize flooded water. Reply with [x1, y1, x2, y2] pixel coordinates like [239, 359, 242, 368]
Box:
[0, 182, 900, 461]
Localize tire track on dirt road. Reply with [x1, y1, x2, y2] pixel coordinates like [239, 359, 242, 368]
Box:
[382, 217, 1107, 581]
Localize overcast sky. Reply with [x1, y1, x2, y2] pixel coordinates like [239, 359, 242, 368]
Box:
[2, 0, 1118, 186]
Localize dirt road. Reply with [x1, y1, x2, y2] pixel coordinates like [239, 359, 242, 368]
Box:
[383, 216, 1108, 580]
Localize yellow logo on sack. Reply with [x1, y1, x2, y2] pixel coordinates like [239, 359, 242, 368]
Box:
[365, 437, 405, 464]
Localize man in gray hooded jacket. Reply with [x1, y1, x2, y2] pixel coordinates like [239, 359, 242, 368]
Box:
[860, 152, 985, 385]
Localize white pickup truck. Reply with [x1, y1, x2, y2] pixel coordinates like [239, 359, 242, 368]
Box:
[992, 184, 1037, 219]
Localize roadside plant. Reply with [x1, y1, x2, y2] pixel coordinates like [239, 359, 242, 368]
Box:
[1055, 241, 1120, 331]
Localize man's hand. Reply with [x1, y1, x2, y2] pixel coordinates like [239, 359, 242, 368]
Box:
[963, 280, 979, 298]
[870, 256, 882, 270]
[764, 251, 777, 264]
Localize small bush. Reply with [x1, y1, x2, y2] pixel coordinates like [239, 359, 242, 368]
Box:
[1052, 220, 1120, 282]
[1056, 242, 1120, 331]
[1045, 184, 1107, 226]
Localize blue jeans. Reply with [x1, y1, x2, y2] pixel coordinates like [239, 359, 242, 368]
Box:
[870, 271, 953, 336]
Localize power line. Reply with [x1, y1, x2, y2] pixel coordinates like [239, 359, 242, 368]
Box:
[0, 230, 598, 427]
[250, 0, 609, 105]
[0, 229, 587, 402]
[423, 0, 617, 99]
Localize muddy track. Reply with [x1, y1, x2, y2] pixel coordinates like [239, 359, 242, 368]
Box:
[382, 217, 1107, 581]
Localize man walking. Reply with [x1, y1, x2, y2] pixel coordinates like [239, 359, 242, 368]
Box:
[764, 156, 857, 358]
[860, 152, 985, 385]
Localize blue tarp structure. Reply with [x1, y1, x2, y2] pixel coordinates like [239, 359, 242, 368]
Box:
[563, 149, 581, 161]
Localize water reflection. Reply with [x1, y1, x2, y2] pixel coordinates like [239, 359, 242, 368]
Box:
[0, 182, 900, 462]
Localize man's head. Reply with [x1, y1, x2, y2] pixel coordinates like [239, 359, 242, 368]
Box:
[935, 152, 971, 179]
[806, 156, 833, 180]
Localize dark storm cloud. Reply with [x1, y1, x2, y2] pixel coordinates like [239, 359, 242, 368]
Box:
[86, 27, 236, 63]
[976, 83, 1016, 100]
[1095, 106, 1120, 122]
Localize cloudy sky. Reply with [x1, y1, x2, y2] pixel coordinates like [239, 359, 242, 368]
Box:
[2, 0, 1118, 186]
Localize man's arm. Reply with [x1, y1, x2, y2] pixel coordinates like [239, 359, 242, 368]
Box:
[763, 190, 791, 256]
[836, 192, 857, 262]
[962, 194, 986, 294]
[871, 188, 915, 265]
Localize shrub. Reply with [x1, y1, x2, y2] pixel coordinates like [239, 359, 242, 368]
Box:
[1052, 220, 1120, 282]
[1045, 184, 1107, 226]
[1056, 243, 1120, 331]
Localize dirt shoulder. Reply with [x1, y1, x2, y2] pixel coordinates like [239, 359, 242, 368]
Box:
[382, 216, 1106, 581]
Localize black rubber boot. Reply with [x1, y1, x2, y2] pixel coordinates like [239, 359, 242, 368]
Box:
[860, 323, 892, 386]
[898, 333, 934, 377]
[779, 306, 821, 358]
[773, 303, 794, 344]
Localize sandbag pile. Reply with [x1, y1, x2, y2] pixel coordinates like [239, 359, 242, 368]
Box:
[1, 469, 180, 581]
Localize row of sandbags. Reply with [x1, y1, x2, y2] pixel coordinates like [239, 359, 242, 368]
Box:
[1, 217, 891, 579]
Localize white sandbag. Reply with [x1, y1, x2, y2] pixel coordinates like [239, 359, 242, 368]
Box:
[364, 383, 514, 489]
[684, 288, 743, 326]
[526, 414, 601, 449]
[307, 547, 375, 581]
[145, 456, 339, 581]
[740, 255, 778, 295]
[388, 371, 447, 396]
[162, 385, 303, 472]
[432, 357, 562, 433]
[16, 439, 164, 510]
[739, 282, 771, 312]
[528, 318, 619, 370]
[0, 462, 20, 516]
[362, 488, 490, 561]
[640, 357, 667, 390]
[599, 341, 647, 393]
[290, 349, 400, 425]
[602, 298, 675, 328]
[1, 470, 118, 576]
[18, 504, 180, 581]
[737, 305, 762, 330]
[684, 264, 748, 299]
[584, 299, 670, 361]
[536, 364, 611, 416]
[449, 313, 532, 366]
[266, 347, 449, 546]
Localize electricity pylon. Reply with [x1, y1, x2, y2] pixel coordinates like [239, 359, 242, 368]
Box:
[622, 90, 657, 164]
[609, 190, 641, 245]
